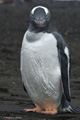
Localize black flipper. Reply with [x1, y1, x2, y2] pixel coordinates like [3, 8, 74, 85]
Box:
[61, 52, 71, 102]
[59, 94, 80, 114]
[53, 31, 71, 102]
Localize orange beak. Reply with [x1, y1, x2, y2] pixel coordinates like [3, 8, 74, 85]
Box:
[36, 20, 43, 24]
[40, 20, 43, 24]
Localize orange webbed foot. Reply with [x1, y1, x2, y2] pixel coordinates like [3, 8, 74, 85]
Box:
[24, 108, 37, 112]
[24, 104, 57, 115]
[42, 108, 57, 115]
[24, 105, 42, 113]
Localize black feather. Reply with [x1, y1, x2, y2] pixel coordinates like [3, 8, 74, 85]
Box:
[23, 84, 27, 93]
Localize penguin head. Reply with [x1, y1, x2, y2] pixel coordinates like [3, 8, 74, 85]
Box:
[30, 6, 51, 27]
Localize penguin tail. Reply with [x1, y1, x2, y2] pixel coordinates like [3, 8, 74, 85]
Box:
[60, 94, 80, 114]
[59, 105, 80, 114]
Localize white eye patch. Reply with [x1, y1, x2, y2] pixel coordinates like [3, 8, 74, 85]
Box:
[31, 6, 49, 15]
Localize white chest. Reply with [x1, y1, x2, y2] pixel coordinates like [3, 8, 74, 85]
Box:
[21, 31, 60, 75]
[21, 31, 62, 108]
[22, 31, 58, 62]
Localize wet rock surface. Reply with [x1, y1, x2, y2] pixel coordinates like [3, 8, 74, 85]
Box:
[0, 1, 80, 120]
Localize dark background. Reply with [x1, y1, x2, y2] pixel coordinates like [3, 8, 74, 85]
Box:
[0, 1, 80, 120]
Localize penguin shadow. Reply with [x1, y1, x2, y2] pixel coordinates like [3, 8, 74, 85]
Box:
[20, 109, 79, 120]
[31, 113, 78, 120]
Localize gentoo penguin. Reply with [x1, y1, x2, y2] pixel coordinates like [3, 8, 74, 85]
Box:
[21, 6, 79, 114]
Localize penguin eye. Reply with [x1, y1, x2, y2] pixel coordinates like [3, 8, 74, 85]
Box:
[45, 15, 48, 19]
[31, 14, 34, 19]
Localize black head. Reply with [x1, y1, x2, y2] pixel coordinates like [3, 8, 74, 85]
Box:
[30, 6, 51, 28]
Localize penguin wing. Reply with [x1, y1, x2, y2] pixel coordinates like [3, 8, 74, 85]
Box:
[53, 31, 71, 102]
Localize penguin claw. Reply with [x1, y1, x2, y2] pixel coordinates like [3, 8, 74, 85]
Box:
[24, 108, 37, 112]
[24, 105, 42, 113]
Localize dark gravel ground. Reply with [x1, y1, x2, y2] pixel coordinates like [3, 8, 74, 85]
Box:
[0, 1, 80, 120]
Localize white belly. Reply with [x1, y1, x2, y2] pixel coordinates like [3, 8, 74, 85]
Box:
[21, 31, 62, 110]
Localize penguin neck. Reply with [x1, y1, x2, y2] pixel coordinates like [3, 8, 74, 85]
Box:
[28, 22, 51, 33]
